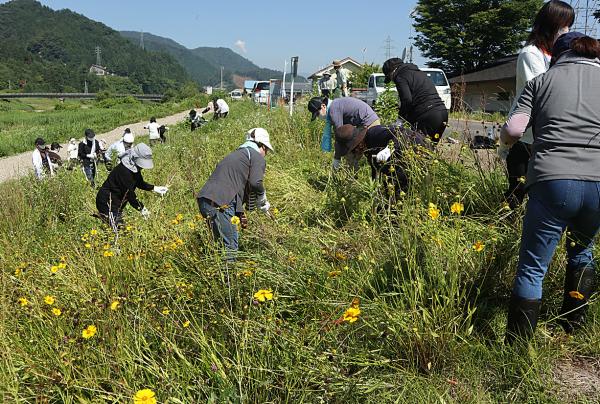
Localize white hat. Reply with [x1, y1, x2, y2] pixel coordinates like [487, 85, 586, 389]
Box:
[131, 143, 154, 169]
[249, 128, 273, 152]
[123, 132, 135, 144]
[245, 128, 258, 141]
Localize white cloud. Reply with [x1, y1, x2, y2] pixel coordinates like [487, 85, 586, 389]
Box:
[234, 40, 247, 54]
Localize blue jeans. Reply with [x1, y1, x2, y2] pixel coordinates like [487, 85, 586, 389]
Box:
[513, 180, 600, 299]
[198, 198, 238, 261]
[83, 163, 96, 186]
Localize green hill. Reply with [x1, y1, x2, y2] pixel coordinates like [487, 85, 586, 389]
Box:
[0, 0, 189, 93]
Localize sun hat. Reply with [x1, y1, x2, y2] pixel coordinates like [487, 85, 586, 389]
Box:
[123, 132, 135, 144]
[334, 124, 368, 158]
[131, 143, 154, 169]
[382, 58, 404, 84]
[308, 96, 325, 121]
[332, 60, 342, 68]
[249, 128, 274, 152]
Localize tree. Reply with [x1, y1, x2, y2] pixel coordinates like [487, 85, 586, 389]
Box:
[349, 63, 381, 88]
[413, 0, 543, 75]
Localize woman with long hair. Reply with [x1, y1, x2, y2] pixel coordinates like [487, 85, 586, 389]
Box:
[499, 0, 575, 208]
[501, 33, 600, 343]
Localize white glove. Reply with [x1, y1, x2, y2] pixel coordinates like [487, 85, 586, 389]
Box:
[497, 142, 511, 160]
[332, 158, 341, 170]
[140, 207, 150, 219]
[376, 147, 392, 163]
[260, 200, 271, 213]
[153, 186, 169, 196]
[86, 153, 96, 159]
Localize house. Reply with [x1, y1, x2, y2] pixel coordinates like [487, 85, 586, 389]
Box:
[449, 55, 517, 113]
[89, 64, 109, 76]
[308, 57, 363, 81]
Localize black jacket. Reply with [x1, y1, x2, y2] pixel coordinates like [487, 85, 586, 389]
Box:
[389, 63, 446, 123]
[96, 163, 154, 214]
[78, 138, 102, 166]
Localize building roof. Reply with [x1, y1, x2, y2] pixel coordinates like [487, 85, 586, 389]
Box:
[449, 55, 517, 84]
[308, 57, 363, 80]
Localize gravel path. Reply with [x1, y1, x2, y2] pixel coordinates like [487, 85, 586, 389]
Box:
[0, 110, 189, 183]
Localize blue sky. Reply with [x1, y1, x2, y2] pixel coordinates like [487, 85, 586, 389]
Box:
[10, 0, 424, 74]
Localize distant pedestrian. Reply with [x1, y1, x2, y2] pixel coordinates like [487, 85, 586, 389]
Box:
[105, 129, 134, 170]
[66, 138, 79, 170]
[498, 0, 575, 209]
[189, 109, 206, 131]
[196, 128, 273, 262]
[32, 137, 58, 180]
[307, 96, 380, 170]
[144, 117, 161, 145]
[212, 98, 229, 120]
[318, 72, 335, 97]
[96, 143, 168, 227]
[382, 58, 448, 144]
[332, 60, 349, 97]
[78, 129, 102, 187]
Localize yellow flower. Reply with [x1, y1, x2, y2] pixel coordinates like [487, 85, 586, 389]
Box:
[50, 265, 59, 273]
[472, 241, 485, 252]
[518, 176, 526, 184]
[82, 325, 97, 339]
[52, 308, 62, 316]
[176, 213, 184, 221]
[253, 289, 274, 302]
[231, 216, 241, 225]
[110, 301, 120, 311]
[44, 295, 55, 305]
[85, 243, 92, 249]
[182, 320, 190, 328]
[103, 244, 111, 250]
[103, 250, 114, 257]
[134, 389, 157, 404]
[450, 202, 464, 215]
[58, 262, 67, 269]
[90, 229, 98, 236]
[342, 306, 361, 323]
[175, 238, 184, 246]
[240, 269, 253, 277]
[428, 203, 440, 220]
[273, 208, 279, 216]
[18, 297, 29, 307]
[125, 225, 133, 232]
[569, 291, 585, 300]
[328, 270, 341, 278]
[171, 219, 179, 225]
[162, 307, 170, 315]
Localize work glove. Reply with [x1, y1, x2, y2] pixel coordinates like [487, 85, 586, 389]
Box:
[86, 153, 96, 160]
[332, 158, 341, 170]
[376, 147, 392, 163]
[497, 142, 511, 160]
[257, 192, 270, 213]
[153, 186, 169, 196]
[140, 207, 150, 219]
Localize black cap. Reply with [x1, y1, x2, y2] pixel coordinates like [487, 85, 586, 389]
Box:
[50, 142, 62, 150]
[382, 58, 403, 84]
[551, 32, 585, 64]
[84, 128, 95, 138]
[34, 137, 45, 146]
[308, 97, 325, 121]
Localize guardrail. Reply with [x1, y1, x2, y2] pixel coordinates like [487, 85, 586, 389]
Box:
[0, 93, 164, 101]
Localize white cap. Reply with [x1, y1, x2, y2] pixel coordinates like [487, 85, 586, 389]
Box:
[248, 128, 273, 152]
[123, 132, 135, 144]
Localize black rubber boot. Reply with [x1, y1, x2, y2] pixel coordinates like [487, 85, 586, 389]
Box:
[505, 294, 542, 345]
[559, 265, 596, 334]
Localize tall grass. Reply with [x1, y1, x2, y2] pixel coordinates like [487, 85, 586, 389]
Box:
[0, 101, 598, 402]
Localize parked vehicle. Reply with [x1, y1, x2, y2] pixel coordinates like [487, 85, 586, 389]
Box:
[364, 68, 451, 110]
[252, 81, 270, 104]
[230, 89, 243, 100]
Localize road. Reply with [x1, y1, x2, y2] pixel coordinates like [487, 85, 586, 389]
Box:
[0, 110, 189, 183]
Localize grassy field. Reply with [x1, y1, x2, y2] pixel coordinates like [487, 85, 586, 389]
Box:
[0, 97, 203, 157]
[0, 100, 598, 402]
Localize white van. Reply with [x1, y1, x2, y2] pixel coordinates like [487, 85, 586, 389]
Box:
[419, 68, 451, 110]
[252, 81, 270, 105]
[365, 68, 451, 110]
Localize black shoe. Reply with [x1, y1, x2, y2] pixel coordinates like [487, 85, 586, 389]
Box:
[505, 294, 541, 344]
[559, 265, 596, 334]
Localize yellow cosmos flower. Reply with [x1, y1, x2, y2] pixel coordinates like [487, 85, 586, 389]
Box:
[253, 289, 273, 302]
[44, 295, 55, 305]
[182, 320, 190, 328]
[450, 202, 464, 215]
[342, 306, 361, 323]
[231, 216, 241, 225]
[58, 262, 67, 269]
[110, 301, 120, 311]
[103, 250, 114, 258]
[50, 265, 59, 273]
[134, 389, 157, 404]
[18, 297, 29, 307]
[82, 325, 97, 339]
[569, 291, 585, 300]
[85, 243, 92, 248]
[428, 203, 440, 220]
[90, 229, 98, 236]
[162, 308, 170, 315]
[52, 308, 62, 316]
[472, 241, 485, 252]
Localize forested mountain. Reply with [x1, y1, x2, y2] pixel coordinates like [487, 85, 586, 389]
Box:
[120, 31, 305, 87]
[0, 0, 189, 93]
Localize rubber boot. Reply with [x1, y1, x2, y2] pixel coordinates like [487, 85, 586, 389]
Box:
[559, 265, 596, 334]
[505, 294, 541, 345]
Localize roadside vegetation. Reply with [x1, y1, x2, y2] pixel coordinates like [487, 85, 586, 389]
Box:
[0, 100, 598, 402]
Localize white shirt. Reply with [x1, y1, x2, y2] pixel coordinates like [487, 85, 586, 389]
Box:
[215, 99, 229, 113]
[67, 142, 78, 159]
[32, 148, 54, 179]
[512, 44, 551, 144]
[145, 122, 160, 140]
[105, 140, 127, 162]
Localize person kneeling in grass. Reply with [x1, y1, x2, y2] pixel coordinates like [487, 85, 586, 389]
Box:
[196, 128, 273, 262]
[95, 143, 168, 228]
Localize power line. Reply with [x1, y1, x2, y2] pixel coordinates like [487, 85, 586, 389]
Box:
[570, 0, 598, 36]
[383, 35, 396, 60]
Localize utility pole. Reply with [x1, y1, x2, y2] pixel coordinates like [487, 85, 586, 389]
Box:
[289, 56, 298, 116]
[140, 31, 145, 50]
[220, 66, 224, 90]
[282, 59, 287, 99]
[84, 80, 88, 94]
[95, 46, 102, 66]
[383, 36, 395, 60]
